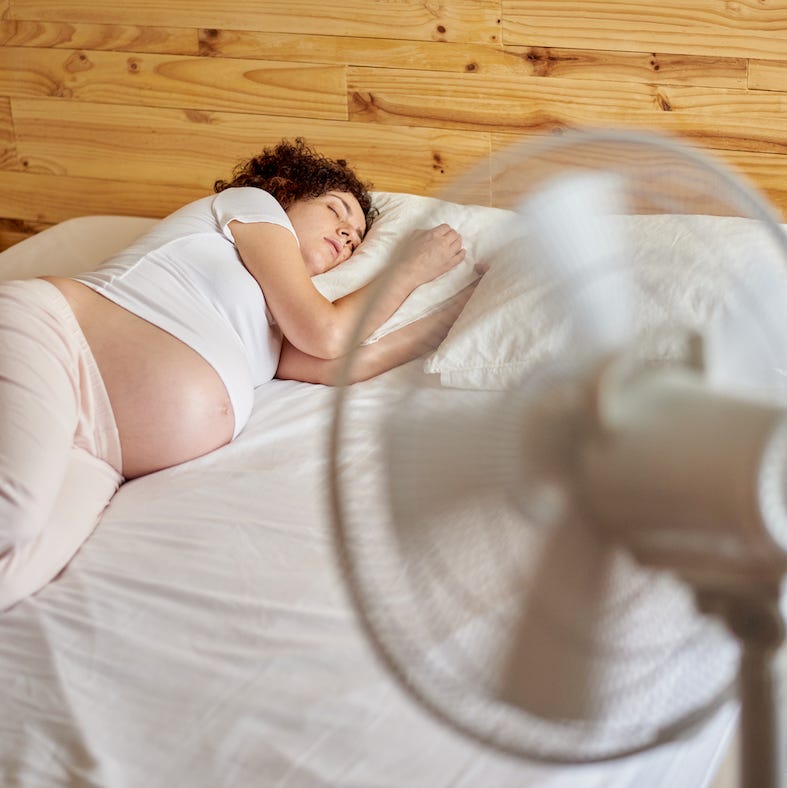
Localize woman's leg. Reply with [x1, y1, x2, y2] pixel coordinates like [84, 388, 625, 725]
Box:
[0, 279, 123, 611]
[0, 447, 122, 610]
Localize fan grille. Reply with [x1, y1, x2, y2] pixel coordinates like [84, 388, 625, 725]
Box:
[330, 129, 787, 763]
[331, 374, 739, 762]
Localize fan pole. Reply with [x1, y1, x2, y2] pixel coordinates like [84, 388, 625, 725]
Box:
[698, 585, 785, 788]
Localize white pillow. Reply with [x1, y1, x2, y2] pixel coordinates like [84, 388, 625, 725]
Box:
[0, 215, 158, 281]
[425, 213, 787, 390]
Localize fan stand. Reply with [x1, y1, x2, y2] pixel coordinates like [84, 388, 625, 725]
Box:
[696, 580, 785, 788]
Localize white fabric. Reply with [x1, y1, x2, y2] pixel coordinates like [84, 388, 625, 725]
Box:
[74, 188, 295, 437]
[0, 208, 738, 788]
[426, 213, 787, 390]
[311, 192, 503, 342]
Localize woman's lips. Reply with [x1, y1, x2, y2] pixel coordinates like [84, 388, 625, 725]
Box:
[326, 237, 341, 258]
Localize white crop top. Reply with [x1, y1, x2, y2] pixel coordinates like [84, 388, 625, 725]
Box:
[73, 187, 298, 438]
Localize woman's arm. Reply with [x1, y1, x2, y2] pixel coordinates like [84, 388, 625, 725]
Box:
[230, 221, 465, 361]
[275, 282, 477, 385]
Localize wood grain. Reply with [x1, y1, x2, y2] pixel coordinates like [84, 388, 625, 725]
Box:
[349, 67, 787, 154]
[0, 96, 18, 169]
[508, 47, 747, 88]
[503, 1, 787, 60]
[349, 68, 658, 131]
[0, 170, 205, 222]
[749, 59, 787, 91]
[0, 217, 52, 251]
[198, 29, 747, 89]
[1, 2, 786, 242]
[0, 47, 347, 119]
[10, 1, 502, 43]
[199, 30, 511, 73]
[489, 131, 787, 219]
[0, 20, 197, 53]
[719, 149, 787, 219]
[9, 98, 492, 198]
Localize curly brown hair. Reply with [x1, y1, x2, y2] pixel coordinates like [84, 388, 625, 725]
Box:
[214, 138, 377, 231]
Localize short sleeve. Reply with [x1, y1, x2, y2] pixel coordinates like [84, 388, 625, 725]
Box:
[213, 187, 299, 245]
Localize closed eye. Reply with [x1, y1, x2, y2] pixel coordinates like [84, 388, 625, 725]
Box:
[327, 193, 364, 250]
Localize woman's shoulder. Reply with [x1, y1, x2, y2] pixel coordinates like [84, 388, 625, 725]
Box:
[210, 188, 295, 239]
[211, 187, 285, 217]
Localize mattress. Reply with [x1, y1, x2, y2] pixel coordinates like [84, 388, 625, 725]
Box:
[0, 197, 743, 787]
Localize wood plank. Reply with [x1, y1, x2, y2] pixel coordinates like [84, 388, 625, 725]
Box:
[0, 170, 205, 223]
[9, 1, 502, 44]
[348, 67, 660, 131]
[198, 29, 746, 89]
[749, 59, 787, 91]
[0, 20, 198, 53]
[482, 130, 720, 213]
[0, 217, 52, 252]
[199, 30, 509, 72]
[490, 130, 787, 219]
[348, 67, 787, 154]
[503, 1, 787, 60]
[0, 47, 346, 119]
[508, 47, 747, 89]
[10, 98, 492, 197]
[722, 151, 787, 221]
[0, 97, 19, 169]
[644, 84, 787, 153]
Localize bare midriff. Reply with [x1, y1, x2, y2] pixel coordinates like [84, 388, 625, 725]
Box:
[43, 277, 236, 479]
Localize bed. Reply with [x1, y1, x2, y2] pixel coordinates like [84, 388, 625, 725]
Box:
[0, 191, 743, 787]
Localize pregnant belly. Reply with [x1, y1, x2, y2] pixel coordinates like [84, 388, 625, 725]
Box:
[45, 278, 236, 479]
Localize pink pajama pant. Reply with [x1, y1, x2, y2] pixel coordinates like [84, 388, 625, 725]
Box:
[0, 279, 124, 611]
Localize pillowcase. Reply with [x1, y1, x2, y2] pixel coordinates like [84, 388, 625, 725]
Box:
[425, 213, 787, 390]
[312, 192, 513, 343]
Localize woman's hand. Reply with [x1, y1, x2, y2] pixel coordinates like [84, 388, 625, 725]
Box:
[397, 224, 466, 288]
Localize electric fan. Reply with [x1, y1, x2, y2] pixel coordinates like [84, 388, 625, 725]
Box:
[329, 129, 787, 788]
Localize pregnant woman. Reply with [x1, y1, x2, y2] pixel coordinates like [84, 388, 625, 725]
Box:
[0, 138, 474, 610]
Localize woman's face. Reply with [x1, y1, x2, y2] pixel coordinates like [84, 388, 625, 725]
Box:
[285, 191, 367, 276]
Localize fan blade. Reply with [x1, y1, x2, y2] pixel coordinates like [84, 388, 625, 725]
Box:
[383, 388, 528, 558]
[519, 171, 633, 360]
[382, 371, 585, 556]
[496, 515, 737, 731]
[497, 517, 615, 721]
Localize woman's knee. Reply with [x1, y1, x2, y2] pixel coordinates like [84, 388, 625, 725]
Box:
[0, 449, 122, 611]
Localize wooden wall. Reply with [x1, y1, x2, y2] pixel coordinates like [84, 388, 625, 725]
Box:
[2, 0, 787, 250]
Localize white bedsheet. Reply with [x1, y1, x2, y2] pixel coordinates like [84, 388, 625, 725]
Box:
[0, 215, 737, 787]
